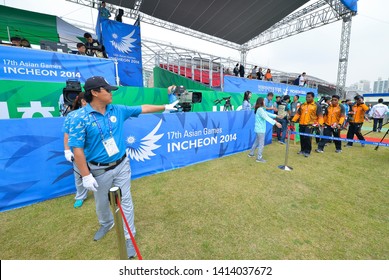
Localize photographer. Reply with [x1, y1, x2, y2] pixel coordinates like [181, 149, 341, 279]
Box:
[275, 95, 290, 144]
[170, 85, 202, 112]
[167, 85, 178, 104]
[83, 33, 107, 58]
[345, 95, 369, 147]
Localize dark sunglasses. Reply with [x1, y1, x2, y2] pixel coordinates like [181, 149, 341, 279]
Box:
[100, 87, 112, 93]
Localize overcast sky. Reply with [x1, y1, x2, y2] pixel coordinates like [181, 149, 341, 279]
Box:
[3, 0, 388, 87]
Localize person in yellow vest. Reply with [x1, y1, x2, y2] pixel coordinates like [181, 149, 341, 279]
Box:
[315, 95, 345, 153]
[292, 92, 323, 157]
[345, 95, 369, 147]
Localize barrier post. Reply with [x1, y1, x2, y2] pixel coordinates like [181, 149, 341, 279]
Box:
[278, 128, 293, 171]
[109, 186, 127, 260]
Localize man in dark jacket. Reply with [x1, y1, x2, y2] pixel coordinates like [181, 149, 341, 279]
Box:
[83, 33, 108, 58]
[239, 64, 245, 77]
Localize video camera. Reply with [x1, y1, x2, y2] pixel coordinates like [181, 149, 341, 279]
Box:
[318, 95, 331, 104]
[214, 96, 231, 105]
[174, 85, 202, 112]
[86, 45, 104, 52]
[63, 79, 82, 106]
[214, 96, 232, 111]
[60, 79, 82, 116]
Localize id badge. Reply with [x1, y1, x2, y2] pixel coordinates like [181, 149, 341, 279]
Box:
[102, 137, 119, 157]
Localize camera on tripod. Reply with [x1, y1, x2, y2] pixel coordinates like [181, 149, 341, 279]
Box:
[214, 96, 232, 111]
[174, 85, 202, 112]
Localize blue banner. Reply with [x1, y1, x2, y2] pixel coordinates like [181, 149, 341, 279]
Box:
[224, 76, 317, 97]
[0, 111, 268, 212]
[100, 19, 143, 87]
[0, 45, 116, 84]
[341, 0, 358, 12]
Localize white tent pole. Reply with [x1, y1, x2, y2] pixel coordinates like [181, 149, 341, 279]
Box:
[114, 59, 120, 85]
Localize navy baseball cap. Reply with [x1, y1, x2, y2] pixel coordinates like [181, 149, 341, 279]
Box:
[84, 76, 119, 91]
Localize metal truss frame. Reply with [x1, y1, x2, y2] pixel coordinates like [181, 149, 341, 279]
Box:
[66, 0, 354, 51]
[66, 0, 355, 54]
[336, 15, 353, 98]
[65, 0, 354, 92]
[243, 0, 354, 50]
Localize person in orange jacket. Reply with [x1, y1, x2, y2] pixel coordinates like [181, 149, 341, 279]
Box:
[292, 92, 323, 157]
[345, 95, 369, 147]
[315, 94, 345, 153]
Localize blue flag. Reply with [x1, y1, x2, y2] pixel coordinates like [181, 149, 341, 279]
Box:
[100, 19, 143, 86]
[340, 0, 358, 12]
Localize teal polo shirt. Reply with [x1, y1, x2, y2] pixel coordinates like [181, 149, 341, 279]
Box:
[68, 103, 142, 163]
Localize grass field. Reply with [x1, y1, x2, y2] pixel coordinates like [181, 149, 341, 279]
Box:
[0, 130, 388, 260]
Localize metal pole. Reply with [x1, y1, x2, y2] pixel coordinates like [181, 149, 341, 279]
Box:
[109, 186, 127, 260]
[220, 58, 224, 92]
[7, 26, 11, 41]
[278, 127, 293, 171]
[209, 56, 212, 88]
[178, 56, 181, 76]
[200, 59, 203, 84]
[114, 59, 120, 86]
[190, 57, 194, 81]
[156, 51, 160, 67]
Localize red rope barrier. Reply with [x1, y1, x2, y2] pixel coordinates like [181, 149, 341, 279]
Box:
[116, 197, 143, 260]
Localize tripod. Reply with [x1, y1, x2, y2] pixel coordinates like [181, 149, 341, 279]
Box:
[61, 104, 72, 117]
[363, 121, 389, 136]
[374, 128, 389, 150]
[223, 99, 232, 111]
[214, 97, 232, 111]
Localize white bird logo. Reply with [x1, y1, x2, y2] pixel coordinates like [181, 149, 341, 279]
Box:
[126, 119, 164, 162]
[110, 30, 136, 54]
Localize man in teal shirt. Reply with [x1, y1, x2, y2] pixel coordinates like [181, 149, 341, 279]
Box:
[68, 76, 177, 258]
[99, 1, 111, 19]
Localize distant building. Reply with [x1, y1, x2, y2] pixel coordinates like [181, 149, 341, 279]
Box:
[373, 77, 389, 93]
[362, 93, 389, 105]
[350, 80, 371, 92]
[345, 89, 364, 100]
